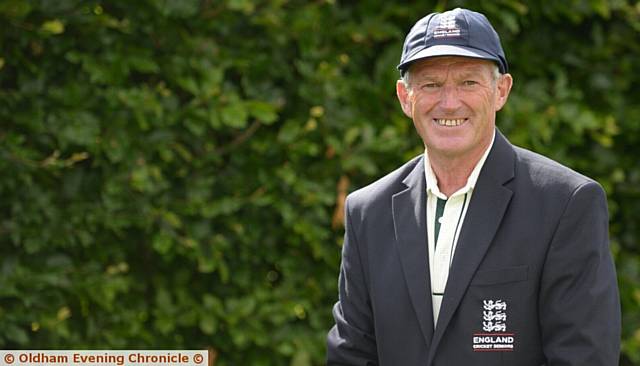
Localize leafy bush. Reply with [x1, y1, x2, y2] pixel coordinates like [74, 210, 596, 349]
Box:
[1, 1, 639, 365]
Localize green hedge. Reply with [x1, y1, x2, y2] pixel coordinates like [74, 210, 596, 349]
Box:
[1, 1, 639, 365]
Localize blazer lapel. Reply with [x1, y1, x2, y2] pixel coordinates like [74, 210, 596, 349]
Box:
[392, 156, 434, 348]
[427, 131, 516, 363]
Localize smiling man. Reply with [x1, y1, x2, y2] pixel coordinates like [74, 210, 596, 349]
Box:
[327, 8, 620, 366]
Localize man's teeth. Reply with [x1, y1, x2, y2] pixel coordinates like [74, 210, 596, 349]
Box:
[435, 118, 465, 126]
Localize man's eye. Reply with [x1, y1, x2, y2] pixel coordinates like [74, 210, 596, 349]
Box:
[421, 83, 438, 89]
[463, 80, 478, 86]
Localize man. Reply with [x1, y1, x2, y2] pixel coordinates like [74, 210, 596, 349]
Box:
[327, 8, 620, 366]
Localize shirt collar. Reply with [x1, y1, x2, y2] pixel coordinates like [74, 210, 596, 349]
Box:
[424, 131, 496, 199]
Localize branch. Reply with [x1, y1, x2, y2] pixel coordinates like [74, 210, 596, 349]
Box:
[214, 120, 261, 155]
[332, 175, 350, 229]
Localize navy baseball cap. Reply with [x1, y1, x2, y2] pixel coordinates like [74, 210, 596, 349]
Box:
[397, 8, 508, 75]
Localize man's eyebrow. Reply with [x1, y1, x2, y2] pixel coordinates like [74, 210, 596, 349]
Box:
[413, 66, 489, 81]
[458, 66, 491, 79]
[412, 74, 441, 82]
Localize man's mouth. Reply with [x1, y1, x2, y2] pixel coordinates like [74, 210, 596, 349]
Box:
[434, 118, 467, 127]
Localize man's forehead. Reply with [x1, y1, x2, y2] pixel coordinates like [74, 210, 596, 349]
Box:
[409, 56, 494, 75]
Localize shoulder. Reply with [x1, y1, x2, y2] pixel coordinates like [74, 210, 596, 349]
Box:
[346, 154, 423, 212]
[513, 146, 594, 186]
[511, 145, 605, 201]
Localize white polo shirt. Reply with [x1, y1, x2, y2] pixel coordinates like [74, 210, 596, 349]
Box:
[424, 133, 495, 327]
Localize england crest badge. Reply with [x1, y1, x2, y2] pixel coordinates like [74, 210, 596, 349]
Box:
[472, 299, 515, 352]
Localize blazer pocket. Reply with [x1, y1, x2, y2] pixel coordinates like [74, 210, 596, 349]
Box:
[471, 265, 528, 286]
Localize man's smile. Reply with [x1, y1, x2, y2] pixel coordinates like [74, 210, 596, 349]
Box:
[434, 118, 468, 127]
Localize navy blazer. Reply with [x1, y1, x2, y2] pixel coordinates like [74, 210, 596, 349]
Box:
[327, 131, 620, 366]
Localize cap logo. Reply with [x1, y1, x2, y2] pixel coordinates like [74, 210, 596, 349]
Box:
[433, 13, 461, 39]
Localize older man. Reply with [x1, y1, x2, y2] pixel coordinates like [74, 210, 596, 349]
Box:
[327, 8, 620, 366]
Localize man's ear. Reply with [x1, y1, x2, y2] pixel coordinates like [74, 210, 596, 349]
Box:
[495, 73, 513, 111]
[396, 80, 413, 118]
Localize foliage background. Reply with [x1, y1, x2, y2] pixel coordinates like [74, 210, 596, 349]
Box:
[1, 0, 639, 365]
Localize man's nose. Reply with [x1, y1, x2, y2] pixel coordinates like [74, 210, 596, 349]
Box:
[439, 85, 462, 110]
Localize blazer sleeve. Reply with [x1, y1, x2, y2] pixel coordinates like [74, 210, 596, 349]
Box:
[327, 196, 378, 366]
[538, 181, 621, 365]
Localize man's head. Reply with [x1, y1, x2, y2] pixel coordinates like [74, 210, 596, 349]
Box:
[396, 8, 512, 162]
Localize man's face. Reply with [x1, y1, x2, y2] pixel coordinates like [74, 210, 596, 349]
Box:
[397, 56, 512, 161]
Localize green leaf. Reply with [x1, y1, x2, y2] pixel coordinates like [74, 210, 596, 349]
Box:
[58, 111, 100, 146]
[176, 77, 199, 95]
[129, 56, 160, 73]
[0, 0, 32, 18]
[199, 314, 218, 335]
[41, 20, 65, 34]
[152, 232, 174, 255]
[247, 101, 278, 124]
[5, 324, 29, 345]
[290, 349, 311, 366]
[221, 101, 249, 128]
